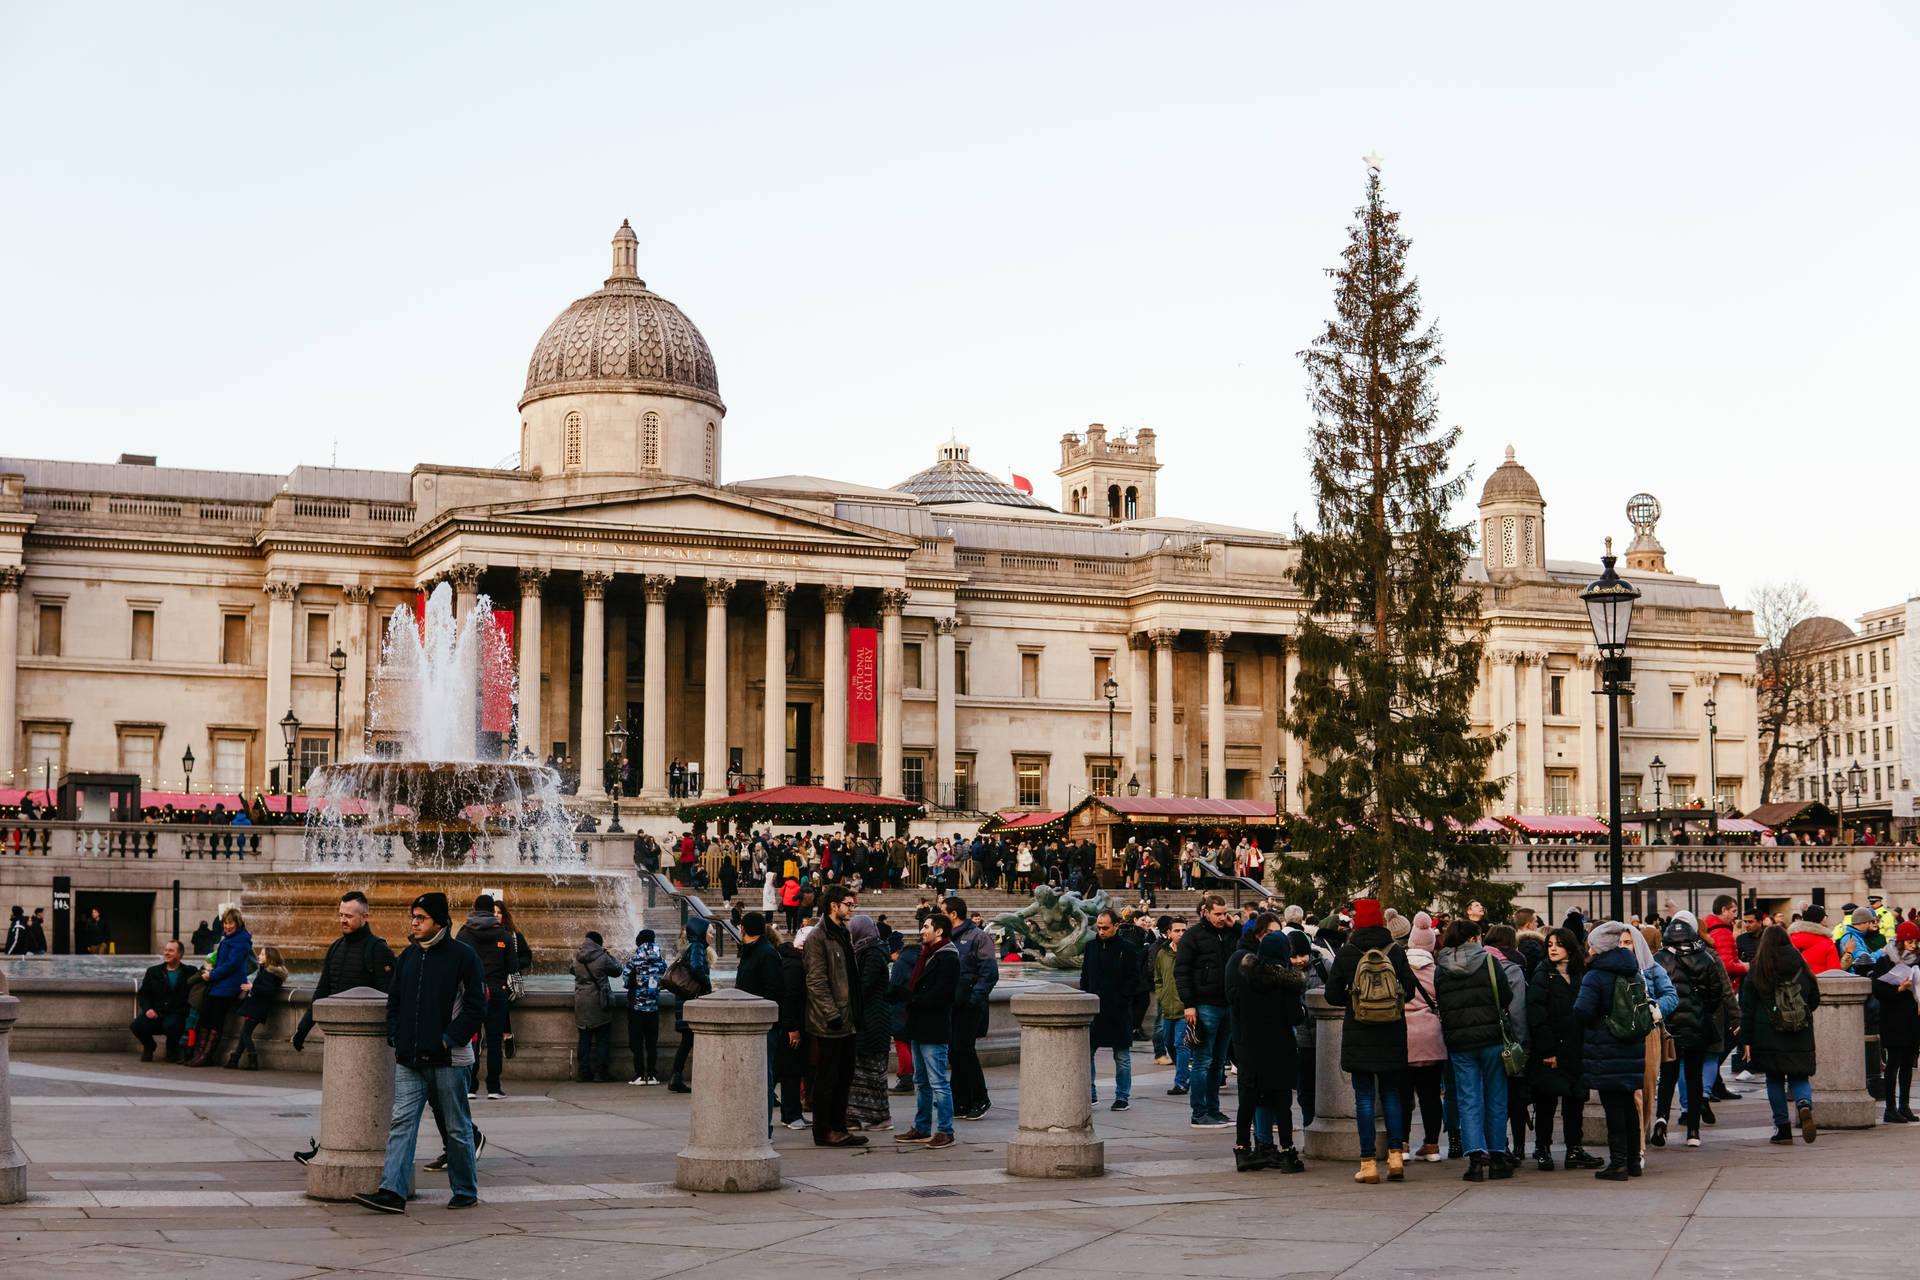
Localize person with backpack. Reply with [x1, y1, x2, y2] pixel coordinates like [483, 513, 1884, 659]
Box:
[1323, 898, 1417, 1184]
[1870, 921, 1920, 1123]
[1650, 914, 1730, 1148]
[622, 929, 667, 1085]
[1433, 918, 1517, 1182]
[1224, 929, 1308, 1173]
[1526, 926, 1603, 1171]
[1739, 923, 1822, 1145]
[570, 931, 621, 1082]
[1573, 921, 1673, 1180]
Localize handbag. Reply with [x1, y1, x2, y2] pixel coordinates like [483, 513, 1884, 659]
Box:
[1657, 1025, 1678, 1063]
[662, 956, 700, 1001]
[505, 971, 525, 1004]
[1486, 955, 1527, 1078]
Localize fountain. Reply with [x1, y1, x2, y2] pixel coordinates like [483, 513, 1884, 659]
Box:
[241, 585, 638, 967]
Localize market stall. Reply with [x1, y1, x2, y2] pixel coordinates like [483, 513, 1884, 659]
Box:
[676, 784, 923, 836]
[1059, 795, 1278, 886]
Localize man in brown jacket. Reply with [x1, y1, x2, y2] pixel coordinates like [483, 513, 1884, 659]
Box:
[802, 884, 866, 1147]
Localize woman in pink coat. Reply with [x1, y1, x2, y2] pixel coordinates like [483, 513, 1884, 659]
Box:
[1399, 914, 1449, 1161]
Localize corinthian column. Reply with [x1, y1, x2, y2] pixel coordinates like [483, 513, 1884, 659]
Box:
[1128, 634, 1149, 791]
[935, 617, 957, 807]
[1151, 629, 1177, 796]
[821, 586, 849, 790]
[1283, 640, 1303, 815]
[340, 585, 374, 756]
[702, 579, 732, 797]
[1575, 649, 1599, 815]
[449, 562, 484, 626]
[578, 572, 612, 801]
[762, 582, 791, 786]
[642, 574, 672, 795]
[0, 568, 19, 785]
[879, 588, 909, 798]
[1206, 630, 1229, 800]
[516, 568, 548, 756]
[1523, 649, 1547, 811]
[264, 581, 299, 753]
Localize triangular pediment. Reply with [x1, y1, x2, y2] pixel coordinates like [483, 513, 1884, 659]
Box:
[430, 482, 917, 552]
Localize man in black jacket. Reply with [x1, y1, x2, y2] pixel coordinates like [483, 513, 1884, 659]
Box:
[1081, 910, 1142, 1111]
[293, 891, 396, 1052]
[733, 911, 784, 1133]
[454, 894, 515, 1099]
[355, 892, 487, 1214]
[896, 911, 960, 1147]
[130, 940, 196, 1062]
[1174, 893, 1239, 1128]
[945, 895, 998, 1121]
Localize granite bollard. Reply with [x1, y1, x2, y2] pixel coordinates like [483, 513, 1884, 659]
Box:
[1005, 989, 1103, 1178]
[674, 987, 781, 1192]
[0, 990, 25, 1203]
[1302, 989, 1390, 1160]
[304, 985, 397, 1201]
[1809, 970, 1876, 1130]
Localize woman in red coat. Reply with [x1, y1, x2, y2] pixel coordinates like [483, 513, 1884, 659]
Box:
[1787, 904, 1842, 974]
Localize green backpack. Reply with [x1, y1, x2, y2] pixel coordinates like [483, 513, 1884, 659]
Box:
[1350, 948, 1402, 1023]
[1770, 977, 1811, 1033]
[1605, 974, 1654, 1040]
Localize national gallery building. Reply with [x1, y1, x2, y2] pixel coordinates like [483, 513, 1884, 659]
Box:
[0, 224, 1763, 827]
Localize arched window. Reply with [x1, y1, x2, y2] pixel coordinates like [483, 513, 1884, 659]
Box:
[563, 412, 583, 468]
[1108, 484, 1121, 519]
[641, 411, 661, 470]
[1070, 489, 1082, 514]
[705, 421, 716, 481]
[1124, 486, 1138, 520]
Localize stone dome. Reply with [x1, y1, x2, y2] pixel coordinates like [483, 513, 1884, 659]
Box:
[1479, 444, 1543, 506]
[520, 221, 722, 411]
[894, 438, 1051, 509]
[1786, 616, 1854, 649]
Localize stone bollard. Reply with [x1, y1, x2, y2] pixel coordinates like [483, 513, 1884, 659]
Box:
[1005, 989, 1103, 1178]
[1302, 990, 1388, 1160]
[1809, 971, 1877, 1129]
[305, 986, 397, 1201]
[0, 991, 25, 1203]
[674, 988, 780, 1193]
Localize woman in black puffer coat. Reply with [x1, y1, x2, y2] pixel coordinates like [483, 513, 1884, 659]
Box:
[1651, 917, 1729, 1147]
[1573, 922, 1657, 1180]
[1525, 927, 1599, 1170]
[1871, 920, 1920, 1123]
[1739, 924, 1822, 1145]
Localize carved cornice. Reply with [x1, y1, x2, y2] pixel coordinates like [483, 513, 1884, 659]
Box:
[642, 573, 674, 603]
[703, 577, 735, 606]
[581, 571, 613, 600]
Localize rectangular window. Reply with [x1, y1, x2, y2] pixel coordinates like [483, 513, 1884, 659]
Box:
[1669, 776, 1694, 806]
[1717, 778, 1739, 812]
[1620, 777, 1642, 810]
[37, 604, 62, 656]
[1874, 768, 1883, 798]
[1889, 688, 1896, 713]
[901, 756, 924, 802]
[1890, 726, 1898, 752]
[1550, 675, 1564, 717]
[953, 647, 969, 696]
[1093, 654, 1113, 698]
[1847, 732, 1856, 755]
[1548, 773, 1570, 815]
[120, 734, 157, 787]
[305, 613, 330, 665]
[903, 642, 923, 691]
[1621, 694, 1635, 728]
[27, 728, 64, 782]
[131, 609, 154, 661]
[1223, 659, 1240, 705]
[1845, 656, 1853, 677]
[952, 756, 973, 810]
[1015, 756, 1046, 807]
[221, 614, 248, 664]
[213, 737, 248, 792]
[298, 737, 331, 788]
[1090, 758, 1118, 796]
[1020, 651, 1039, 699]
[1671, 690, 1686, 724]
[1797, 778, 1806, 801]
[1872, 690, 1881, 715]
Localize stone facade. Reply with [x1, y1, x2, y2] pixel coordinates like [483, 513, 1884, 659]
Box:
[0, 224, 1761, 828]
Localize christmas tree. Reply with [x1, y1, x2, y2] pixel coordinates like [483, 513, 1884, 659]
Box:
[1277, 159, 1512, 913]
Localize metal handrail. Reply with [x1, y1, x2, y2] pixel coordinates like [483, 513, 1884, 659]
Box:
[1192, 856, 1269, 905]
[642, 871, 745, 957]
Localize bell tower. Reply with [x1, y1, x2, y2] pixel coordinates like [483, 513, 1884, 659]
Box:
[1056, 424, 1161, 521]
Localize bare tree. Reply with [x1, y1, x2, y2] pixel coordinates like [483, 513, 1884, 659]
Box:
[1750, 580, 1830, 805]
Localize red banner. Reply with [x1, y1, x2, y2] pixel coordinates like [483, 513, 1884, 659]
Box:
[481, 610, 514, 734]
[848, 626, 878, 744]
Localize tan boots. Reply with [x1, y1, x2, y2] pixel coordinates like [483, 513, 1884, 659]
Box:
[1354, 1157, 1379, 1184]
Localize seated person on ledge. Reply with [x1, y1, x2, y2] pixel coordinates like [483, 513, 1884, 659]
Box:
[132, 939, 197, 1062]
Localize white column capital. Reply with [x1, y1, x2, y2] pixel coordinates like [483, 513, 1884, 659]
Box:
[703, 577, 734, 607]
[935, 615, 958, 635]
[1205, 630, 1231, 653]
[642, 573, 674, 603]
[341, 584, 375, 607]
[264, 580, 300, 604]
[1150, 627, 1179, 651]
[448, 562, 485, 593]
[517, 566, 550, 597]
[581, 571, 613, 601]
[820, 584, 851, 613]
[0, 566, 23, 593]
[762, 580, 792, 609]
[879, 587, 911, 616]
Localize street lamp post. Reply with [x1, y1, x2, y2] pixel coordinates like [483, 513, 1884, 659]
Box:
[279, 708, 301, 819]
[1102, 675, 1119, 795]
[1843, 760, 1867, 842]
[1269, 761, 1286, 853]
[328, 644, 348, 762]
[1126, 773, 1140, 797]
[181, 745, 195, 795]
[1581, 542, 1641, 921]
[606, 717, 628, 834]
[1649, 755, 1667, 842]
[1703, 695, 1719, 843]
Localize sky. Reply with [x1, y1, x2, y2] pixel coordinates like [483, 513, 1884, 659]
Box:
[2, 2, 1914, 628]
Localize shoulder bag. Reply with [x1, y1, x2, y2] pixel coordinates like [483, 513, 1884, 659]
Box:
[1486, 954, 1527, 1077]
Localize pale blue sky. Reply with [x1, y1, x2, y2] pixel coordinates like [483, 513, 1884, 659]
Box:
[2, 2, 1913, 625]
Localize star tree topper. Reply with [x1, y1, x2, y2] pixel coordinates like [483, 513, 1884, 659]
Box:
[1362, 152, 1384, 172]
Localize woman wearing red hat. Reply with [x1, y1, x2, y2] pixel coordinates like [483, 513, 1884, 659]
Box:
[1324, 898, 1418, 1184]
[1871, 920, 1920, 1123]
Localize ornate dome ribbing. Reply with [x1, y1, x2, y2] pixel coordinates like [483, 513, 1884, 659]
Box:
[893, 438, 1051, 509]
[520, 221, 722, 411]
[1479, 444, 1543, 505]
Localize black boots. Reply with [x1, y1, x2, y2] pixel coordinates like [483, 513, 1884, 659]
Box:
[1487, 1152, 1514, 1180]
[242, 1049, 260, 1071]
[1533, 1148, 1555, 1172]
[1770, 1123, 1794, 1144]
[1233, 1145, 1260, 1172]
[1271, 1146, 1306, 1174]
[1461, 1153, 1487, 1182]
[667, 1074, 691, 1094]
[224, 1049, 241, 1069]
[1564, 1146, 1604, 1170]
[185, 1029, 221, 1068]
[1595, 1162, 1630, 1181]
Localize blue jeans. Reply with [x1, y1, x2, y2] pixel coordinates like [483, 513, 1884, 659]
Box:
[1090, 1045, 1131, 1104]
[912, 1041, 953, 1135]
[1188, 1005, 1229, 1119]
[1765, 1074, 1812, 1127]
[1160, 1017, 1191, 1088]
[1680, 1053, 1722, 1111]
[382, 1062, 477, 1200]
[1350, 1069, 1405, 1158]
[1449, 1045, 1509, 1156]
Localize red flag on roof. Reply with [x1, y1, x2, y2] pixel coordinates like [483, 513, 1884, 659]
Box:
[1010, 473, 1032, 494]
